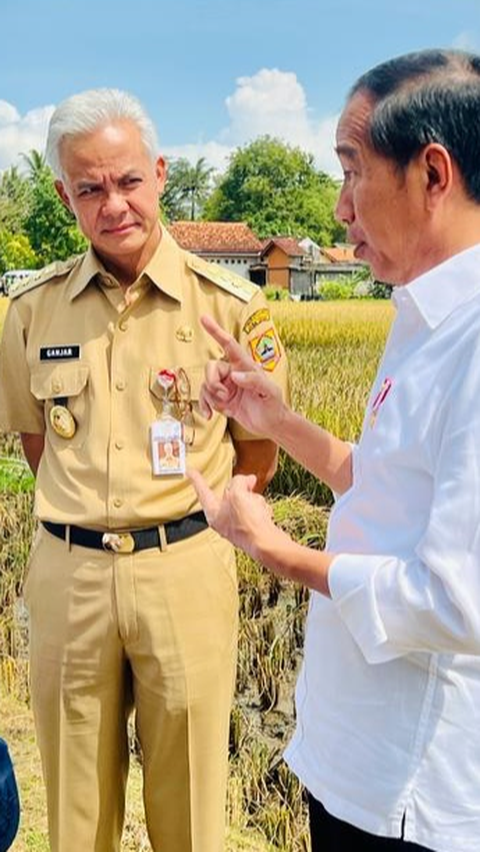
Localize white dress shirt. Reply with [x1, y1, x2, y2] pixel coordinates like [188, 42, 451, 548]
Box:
[284, 244, 480, 852]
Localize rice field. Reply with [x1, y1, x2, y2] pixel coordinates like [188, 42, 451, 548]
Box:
[0, 296, 392, 851]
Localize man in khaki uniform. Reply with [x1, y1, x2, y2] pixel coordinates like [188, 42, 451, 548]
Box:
[0, 88, 288, 852]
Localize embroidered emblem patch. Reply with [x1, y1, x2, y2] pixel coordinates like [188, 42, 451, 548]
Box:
[249, 327, 281, 372]
[243, 308, 271, 335]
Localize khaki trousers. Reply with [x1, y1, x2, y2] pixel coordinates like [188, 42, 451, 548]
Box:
[24, 525, 238, 852]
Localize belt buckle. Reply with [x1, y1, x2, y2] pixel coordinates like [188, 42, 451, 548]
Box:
[101, 532, 135, 553]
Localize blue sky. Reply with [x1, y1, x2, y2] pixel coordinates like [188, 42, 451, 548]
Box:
[1, 0, 479, 177]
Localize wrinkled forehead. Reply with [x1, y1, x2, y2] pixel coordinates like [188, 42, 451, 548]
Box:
[58, 120, 154, 179]
[335, 90, 376, 158]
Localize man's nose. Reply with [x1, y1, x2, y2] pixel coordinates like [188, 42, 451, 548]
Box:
[102, 191, 128, 216]
[335, 185, 353, 225]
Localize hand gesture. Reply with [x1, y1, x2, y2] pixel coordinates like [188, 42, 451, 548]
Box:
[200, 314, 286, 438]
[188, 468, 275, 559]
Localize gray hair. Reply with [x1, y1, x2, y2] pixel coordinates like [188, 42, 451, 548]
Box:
[45, 88, 160, 177]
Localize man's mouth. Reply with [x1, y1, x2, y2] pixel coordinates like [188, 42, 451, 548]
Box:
[353, 240, 367, 258]
[104, 223, 138, 235]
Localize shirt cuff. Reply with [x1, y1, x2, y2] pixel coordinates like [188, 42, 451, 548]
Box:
[329, 553, 405, 664]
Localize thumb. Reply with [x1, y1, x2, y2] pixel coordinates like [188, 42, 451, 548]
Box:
[228, 473, 258, 495]
[244, 473, 258, 493]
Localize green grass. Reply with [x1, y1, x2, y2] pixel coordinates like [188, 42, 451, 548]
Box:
[0, 457, 35, 493]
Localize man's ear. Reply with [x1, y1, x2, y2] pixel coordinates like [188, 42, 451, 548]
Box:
[155, 156, 167, 195]
[422, 143, 453, 206]
[54, 180, 73, 212]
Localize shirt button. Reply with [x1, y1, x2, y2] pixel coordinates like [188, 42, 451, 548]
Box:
[52, 380, 62, 394]
[115, 379, 126, 391]
[115, 439, 124, 450]
[113, 498, 123, 508]
[119, 321, 128, 332]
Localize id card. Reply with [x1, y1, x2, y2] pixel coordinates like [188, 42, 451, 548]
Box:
[151, 418, 186, 476]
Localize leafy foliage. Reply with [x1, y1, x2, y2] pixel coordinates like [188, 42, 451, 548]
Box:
[23, 166, 87, 264]
[263, 286, 290, 302]
[317, 279, 356, 300]
[162, 156, 216, 221]
[0, 167, 33, 234]
[0, 231, 37, 275]
[370, 280, 393, 299]
[0, 152, 87, 269]
[203, 136, 345, 245]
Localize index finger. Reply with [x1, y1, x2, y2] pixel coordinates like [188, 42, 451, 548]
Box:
[187, 467, 220, 522]
[201, 314, 254, 369]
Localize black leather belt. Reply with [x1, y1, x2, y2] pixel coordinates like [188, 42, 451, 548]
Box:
[42, 511, 208, 553]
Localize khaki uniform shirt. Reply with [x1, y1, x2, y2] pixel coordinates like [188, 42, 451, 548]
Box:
[0, 228, 288, 528]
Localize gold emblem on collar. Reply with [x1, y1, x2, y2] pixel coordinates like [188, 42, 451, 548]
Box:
[176, 325, 194, 342]
[49, 405, 77, 439]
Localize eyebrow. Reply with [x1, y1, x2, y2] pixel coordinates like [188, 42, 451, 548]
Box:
[76, 180, 101, 189]
[75, 170, 142, 190]
[335, 144, 359, 161]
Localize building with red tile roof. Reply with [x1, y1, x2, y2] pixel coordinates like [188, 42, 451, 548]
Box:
[260, 236, 311, 293]
[168, 222, 366, 295]
[319, 245, 358, 264]
[168, 221, 264, 282]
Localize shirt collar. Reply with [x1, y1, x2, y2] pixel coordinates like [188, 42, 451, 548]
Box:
[67, 225, 184, 303]
[142, 225, 184, 302]
[392, 243, 480, 329]
[68, 247, 105, 300]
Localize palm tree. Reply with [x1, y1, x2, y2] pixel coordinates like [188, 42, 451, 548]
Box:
[20, 149, 47, 181]
[162, 157, 216, 221]
[185, 157, 216, 220]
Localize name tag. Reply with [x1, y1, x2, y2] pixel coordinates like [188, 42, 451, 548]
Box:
[40, 345, 81, 361]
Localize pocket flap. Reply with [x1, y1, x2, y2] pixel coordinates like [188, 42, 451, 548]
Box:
[31, 364, 90, 400]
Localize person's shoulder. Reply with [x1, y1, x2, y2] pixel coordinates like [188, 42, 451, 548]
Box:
[8, 256, 81, 300]
[186, 253, 259, 304]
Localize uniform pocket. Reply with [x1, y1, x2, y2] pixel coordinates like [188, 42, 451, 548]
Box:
[30, 363, 90, 450]
[149, 365, 204, 449]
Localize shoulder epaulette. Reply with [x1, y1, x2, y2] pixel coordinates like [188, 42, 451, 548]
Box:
[9, 257, 79, 300]
[186, 253, 258, 304]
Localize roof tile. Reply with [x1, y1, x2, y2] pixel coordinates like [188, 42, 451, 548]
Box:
[168, 221, 263, 253]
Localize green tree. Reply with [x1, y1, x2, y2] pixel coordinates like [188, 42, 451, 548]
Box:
[162, 156, 216, 221]
[0, 167, 33, 234]
[23, 167, 87, 265]
[0, 230, 38, 274]
[20, 149, 47, 181]
[203, 136, 345, 244]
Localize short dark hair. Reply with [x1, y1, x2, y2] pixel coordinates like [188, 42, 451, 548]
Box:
[350, 49, 480, 202]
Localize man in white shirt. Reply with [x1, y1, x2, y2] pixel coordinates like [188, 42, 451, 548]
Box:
[189, 48, 480, 852]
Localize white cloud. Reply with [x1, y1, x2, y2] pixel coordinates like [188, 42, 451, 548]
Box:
[0, 70, 341, 179]
[223, 68, 310, 143]
[167, 68, 341, 178]
[0, 102, 55, 172]
[452, 31, 480, 52]
[0, 101, 20, 124]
